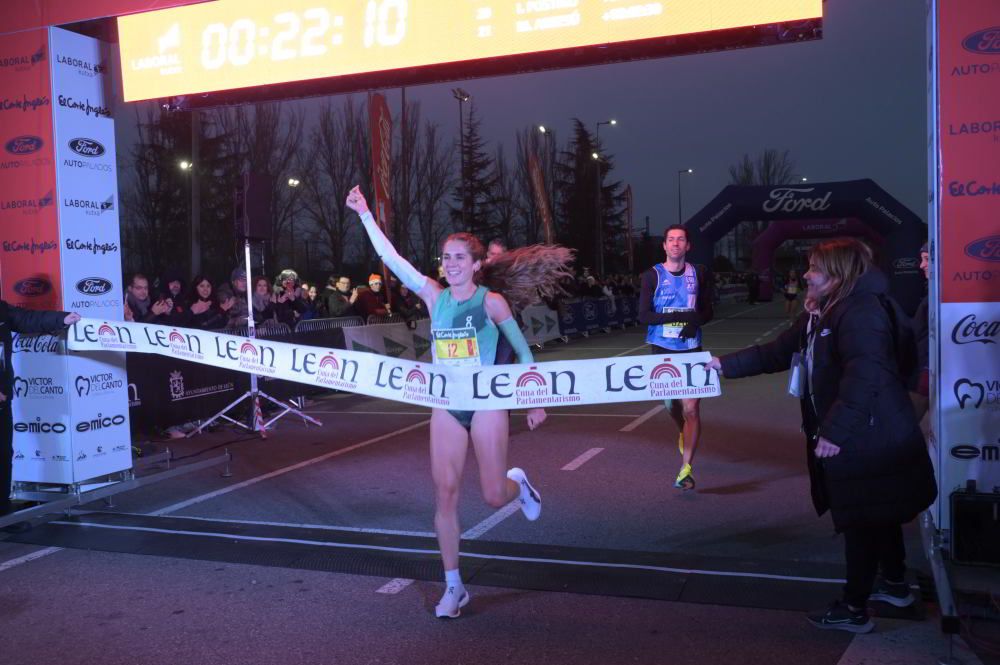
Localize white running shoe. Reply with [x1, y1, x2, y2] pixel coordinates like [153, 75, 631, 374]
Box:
[434, 585, 470, 619]
[507, 467, 542, 521]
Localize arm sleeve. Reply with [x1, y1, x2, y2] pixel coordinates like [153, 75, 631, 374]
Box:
[497, 317, 534, 364]
[636, 270, 701, 326]
[8, 305, 69, 334]
[359, 210, 427, 293]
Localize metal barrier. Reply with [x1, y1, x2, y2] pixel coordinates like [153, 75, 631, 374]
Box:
[366, 313, 408, 326]
[295, 316, 365, 331]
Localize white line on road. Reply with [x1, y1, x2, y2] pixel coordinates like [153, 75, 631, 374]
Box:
[561, 448, 605, 471]
[620, 405, 665, 432]
[95, 512, 436, 538]
[0, 546, 62, 573]
[151, 420, 431, 517]
[50, 520, 847, 585]
[376, 578, 416, 595]
[754, 321, 788, 344]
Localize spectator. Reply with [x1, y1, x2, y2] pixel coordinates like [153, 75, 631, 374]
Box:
[395, 283, 427, 326]
[186, 275, 226, 330]
[222, 267, 250, 327]
[301, 284, 325, 320]
[125, 273, 171, 323]
[252, 276, 276, 325]
[486, 238, 507, 263]
[354, 272, 390, 320]
[324, 275, 358, 318]
[272, 268, 308, 327]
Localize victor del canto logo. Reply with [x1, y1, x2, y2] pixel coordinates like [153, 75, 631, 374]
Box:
[75, 372, 124, 397]
[13, 375, 63, 399]
[954, 377, 1000, 410]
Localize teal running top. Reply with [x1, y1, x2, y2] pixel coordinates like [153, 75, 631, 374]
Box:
[430, 285, 498, 367]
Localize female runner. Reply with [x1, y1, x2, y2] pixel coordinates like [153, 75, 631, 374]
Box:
[346, 186, 573, 618]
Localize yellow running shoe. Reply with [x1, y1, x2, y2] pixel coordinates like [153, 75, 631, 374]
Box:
[674, 463, 695, 491]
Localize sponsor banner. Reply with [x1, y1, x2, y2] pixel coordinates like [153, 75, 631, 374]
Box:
[939, 3, 1000, 302]
[11, 333, 73, 484]
[343, 320, 432, 362]
[69, 319, 723, 410]
[939, 302, 1000, 505]
[522, 305, 561, 346]
[0, 28, 61, 310]
[369, 92, 392, 237]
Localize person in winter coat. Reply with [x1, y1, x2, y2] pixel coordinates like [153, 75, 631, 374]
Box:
[0, 302, 80, 524]
[185, 275, 226, 330]
[708, 237, 936, 634]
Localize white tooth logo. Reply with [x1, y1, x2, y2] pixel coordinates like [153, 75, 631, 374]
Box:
[954, 378, 985, 409]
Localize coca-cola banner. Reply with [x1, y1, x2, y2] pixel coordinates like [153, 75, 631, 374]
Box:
[683, 179, 928, 314]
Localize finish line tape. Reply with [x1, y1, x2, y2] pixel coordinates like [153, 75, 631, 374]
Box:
[69, 319, 721, 411]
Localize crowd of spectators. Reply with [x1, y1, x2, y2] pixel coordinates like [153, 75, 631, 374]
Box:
[122, 264, 640, 334]
[122, 268, 436, 331]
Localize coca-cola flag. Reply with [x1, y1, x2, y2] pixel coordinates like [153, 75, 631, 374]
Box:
[369, 92, 392, 236]
[528, 151, 554, 244]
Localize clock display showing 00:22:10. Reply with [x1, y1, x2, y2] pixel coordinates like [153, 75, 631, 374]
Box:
[199, 1, 409, 70]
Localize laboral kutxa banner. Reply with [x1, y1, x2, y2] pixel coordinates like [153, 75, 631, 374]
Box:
[68, 319, 722, 411]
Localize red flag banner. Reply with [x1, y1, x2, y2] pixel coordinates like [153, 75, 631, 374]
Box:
[528, 151, 554, 244]
[369, 92, 393, 237]
[624, 185, 634, 273]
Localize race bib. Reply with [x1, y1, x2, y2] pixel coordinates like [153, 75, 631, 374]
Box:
[432, 327, 481, 367]
[660, 307, 693, 339]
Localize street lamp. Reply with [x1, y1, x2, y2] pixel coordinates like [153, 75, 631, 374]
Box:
[179, 160, 191, 170]
[677, 168, 693, 224]
[452, 88, 471, 228]
[593, 118, 617, 276]
[287, 178, 300, 187]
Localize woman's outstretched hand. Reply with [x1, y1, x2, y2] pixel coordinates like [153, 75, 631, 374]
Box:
[526, 408, 547, 431]
[707, 356, 722, 375]
[346, 186, 369, 215]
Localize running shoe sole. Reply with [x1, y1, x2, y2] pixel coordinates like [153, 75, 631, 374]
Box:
[435, 590, 470, 619]
[807, 616, 875, 634]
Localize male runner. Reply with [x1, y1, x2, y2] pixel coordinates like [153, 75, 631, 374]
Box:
[637, 225, 713, 490]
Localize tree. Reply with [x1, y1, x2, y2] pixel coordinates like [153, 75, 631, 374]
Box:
[728, 148, 796, 185]
[297, 97, 368, 277]
[554, 120, 626, 274]
[490, 145, 518, 247]
[451, 101, 496, 239]
[120, 106, 192, 279]
[213, 103, 306, 274]
[412, 122, 454, 272]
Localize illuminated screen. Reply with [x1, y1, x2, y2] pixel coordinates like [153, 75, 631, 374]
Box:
[119, 0, 822, 102]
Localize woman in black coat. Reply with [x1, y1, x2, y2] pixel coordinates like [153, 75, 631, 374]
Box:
[185, 275, 227, 330]
[708, 238, 935, 634]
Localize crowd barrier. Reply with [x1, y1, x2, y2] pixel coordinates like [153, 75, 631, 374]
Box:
[126, 298, 639, 431]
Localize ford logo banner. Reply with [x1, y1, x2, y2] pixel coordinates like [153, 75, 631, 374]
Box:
[4, 135, 43, 155]
[963, 27, 1000, 55]
[964, 235, 1000, 263]
[13, 277, 52, 297]
[68, 137, 106, 157]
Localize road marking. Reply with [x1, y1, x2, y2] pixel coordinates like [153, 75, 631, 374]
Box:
[561, 448, 605, 471]
[620, 405, 664, 432]
[754, 321, 788, 344]
[376, 578, 416, 595]
[0, 546, 62, 573]
[95, 512, 436, 538]
[150, 420, 431, 516]
[49, 520, 847, 585]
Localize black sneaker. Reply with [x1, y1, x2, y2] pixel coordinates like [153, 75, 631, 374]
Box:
[870, 578, 915, 608]
[807, 601, 875, 634]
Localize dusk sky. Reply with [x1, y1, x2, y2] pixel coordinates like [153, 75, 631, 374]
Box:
[119, 0, 928, 240]
[381, 0, 929, 235]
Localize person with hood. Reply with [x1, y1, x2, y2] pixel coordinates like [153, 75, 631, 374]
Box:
[0, 301, 80, 527]
[218, 267, 250, 328]
[272, 268, 308, 328]
[707, 237, 936, 634]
